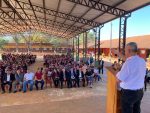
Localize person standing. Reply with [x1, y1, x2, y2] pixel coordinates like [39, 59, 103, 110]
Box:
[89, 55, 94, 65]
[113, 42, 146, 113]
[52, 69, 60, 88]
[65, 68, 72, 88]
[98, 58, 104, 74]
[74, 66, 80, 87]
[70, 66, 76, 87]
[59, 68, 64, 89]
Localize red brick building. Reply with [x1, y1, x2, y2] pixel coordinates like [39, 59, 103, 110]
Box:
[87, 35, 150, 59]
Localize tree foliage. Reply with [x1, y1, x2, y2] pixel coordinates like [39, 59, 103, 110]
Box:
[69, 31, 95, 46]
[0, 38, 9, 49]
[2, 31, 95, 48]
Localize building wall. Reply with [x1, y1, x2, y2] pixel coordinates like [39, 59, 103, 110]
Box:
[79, 47, 149, 59]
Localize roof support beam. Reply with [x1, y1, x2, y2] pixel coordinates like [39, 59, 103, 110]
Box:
[54, 3, 77, 33]
[60, 0, 102, 38]
[0, 10, 27, 31]
[52, 0, 61, 30]
[0, 7, 26, 28]
[0, 0, 2, 7]
[53, 0, 61, 27]
[28, 0, 40, 27]
[66, 0, 126, 38]
[0, 17, 77, 38]
[2, 11, 85, 32]
[43, 0, 46, 27]
[15, 0, 34, 27]
[0, 23, 67, 38]
[67, 0, 128, 16]
[12, 0, 100, 27]
[3, 0, 30, 29]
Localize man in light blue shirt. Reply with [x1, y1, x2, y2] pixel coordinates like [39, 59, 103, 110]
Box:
[113, 42, 146, 113]
[23, 69, 35, 93]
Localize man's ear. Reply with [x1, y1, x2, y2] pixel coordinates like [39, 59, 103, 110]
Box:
[128, 49, 131, 54]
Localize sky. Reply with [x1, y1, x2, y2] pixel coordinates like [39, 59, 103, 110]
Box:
[100, 5, 150, 40]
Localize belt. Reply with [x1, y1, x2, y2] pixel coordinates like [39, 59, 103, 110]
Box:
[121, 88, 143, 92]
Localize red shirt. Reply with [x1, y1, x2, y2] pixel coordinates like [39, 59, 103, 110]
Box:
[35, 72, 43, 80]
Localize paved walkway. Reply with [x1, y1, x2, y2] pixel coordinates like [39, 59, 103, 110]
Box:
[0, 57, 149, 113]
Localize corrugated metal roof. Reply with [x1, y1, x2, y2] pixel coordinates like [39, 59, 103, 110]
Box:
[0, 0, 149, 38]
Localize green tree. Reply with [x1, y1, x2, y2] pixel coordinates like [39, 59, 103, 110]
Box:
[69, 31, 95, 46]
[0, 38, 9, 50]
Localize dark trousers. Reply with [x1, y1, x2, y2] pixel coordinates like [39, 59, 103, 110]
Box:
[1, 81, 12, 92]
[75, 78, 80, 87]
[98, 67, 103, 74]
[66, 79, 72, 88]
[59, 80, 64, 89]
[82, 78, 85, 87]
[35, 80, 44, 90]
[54, 78, 59, 88]
[144, 80, 147, 91]
[147, 77, 150, 83]
[121, 89, 143, 113]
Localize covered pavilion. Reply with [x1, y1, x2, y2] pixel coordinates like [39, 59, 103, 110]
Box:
[0, 0, 150, 113]
[0, 0, 149, 60]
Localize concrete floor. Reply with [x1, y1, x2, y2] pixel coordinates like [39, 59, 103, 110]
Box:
[0, 57, 149, 113]
[0, 83, 106, 113]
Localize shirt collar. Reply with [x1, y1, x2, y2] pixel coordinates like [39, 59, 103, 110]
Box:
[126, 55, 138, 61]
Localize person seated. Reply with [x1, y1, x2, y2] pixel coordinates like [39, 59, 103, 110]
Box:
[45, 68, 52, 88]
[35, 68, 45, 90]
[23, 69, 35, 93]
[13, 68, 24, 93]
[85, 68, 93, 88]
[94, 68, 101, 82]
[1, 68, 15, 93]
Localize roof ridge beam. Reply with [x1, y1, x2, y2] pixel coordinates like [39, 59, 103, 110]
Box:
[67, 0, 128, 16]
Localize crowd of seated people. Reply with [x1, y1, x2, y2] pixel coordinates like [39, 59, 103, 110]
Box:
[0, 54, 101, 94]
[0, 53, 36, 94]
[43, 54, 101, 89]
